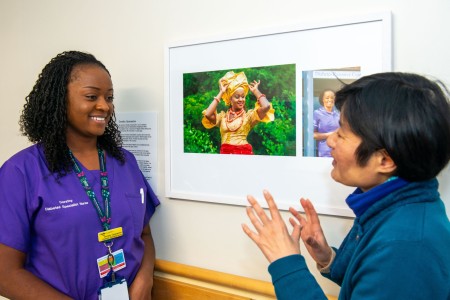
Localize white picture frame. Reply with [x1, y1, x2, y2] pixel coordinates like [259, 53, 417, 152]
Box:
[165, 12, 392, 217]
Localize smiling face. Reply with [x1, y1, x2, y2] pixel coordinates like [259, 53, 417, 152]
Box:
[66, 64, 114, 146]
[230, 87, 246, 111]
[322, 90, 336, 112]
[326, 113, 391, 191]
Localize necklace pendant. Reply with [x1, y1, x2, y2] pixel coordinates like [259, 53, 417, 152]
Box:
[225, 109, 245, 132]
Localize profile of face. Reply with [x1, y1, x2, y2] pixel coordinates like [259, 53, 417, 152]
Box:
[322, 90, 336, 112]
[66, 64, 114, 141]
[230, 87, 246, 111]
[326, 113, 387, 191]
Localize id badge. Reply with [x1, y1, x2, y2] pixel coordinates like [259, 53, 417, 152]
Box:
[99, 278, 129, 300]
[97, 249, 126, 278]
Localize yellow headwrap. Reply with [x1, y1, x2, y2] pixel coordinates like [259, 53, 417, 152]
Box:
[220, 71, 249, 106]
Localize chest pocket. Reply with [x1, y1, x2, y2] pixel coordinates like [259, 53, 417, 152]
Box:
[125, 191, 146, 235]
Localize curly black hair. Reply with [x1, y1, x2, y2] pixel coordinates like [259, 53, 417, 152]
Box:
[19, 51, 125, 177]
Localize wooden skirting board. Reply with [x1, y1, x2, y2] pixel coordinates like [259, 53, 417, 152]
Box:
[153, 259, 337, 300]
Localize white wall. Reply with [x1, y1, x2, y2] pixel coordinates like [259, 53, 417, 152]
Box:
[1, 0, 449, 297]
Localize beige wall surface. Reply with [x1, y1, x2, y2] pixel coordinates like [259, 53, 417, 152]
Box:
[1, 0, 449, 297]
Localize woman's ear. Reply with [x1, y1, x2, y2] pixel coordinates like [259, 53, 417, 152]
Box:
[377, 149, 397, 175]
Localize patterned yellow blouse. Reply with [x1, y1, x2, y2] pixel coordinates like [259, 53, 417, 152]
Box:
[202, 102, 275, 145]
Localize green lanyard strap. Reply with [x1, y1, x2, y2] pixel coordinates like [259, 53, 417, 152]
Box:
[69, 148, 111, 231]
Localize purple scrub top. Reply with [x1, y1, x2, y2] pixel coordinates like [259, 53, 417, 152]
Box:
[0, 144, 160, 299]
[313, 106, 340, 157]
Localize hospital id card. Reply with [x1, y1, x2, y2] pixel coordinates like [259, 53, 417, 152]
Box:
[99, 278, 129, 300]
[97, 249, 126, 278]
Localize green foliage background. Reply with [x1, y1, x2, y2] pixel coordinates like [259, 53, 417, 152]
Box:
[183, 64, 296, 156]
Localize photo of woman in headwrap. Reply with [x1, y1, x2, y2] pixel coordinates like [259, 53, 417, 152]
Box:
[202, 71, 275, 154]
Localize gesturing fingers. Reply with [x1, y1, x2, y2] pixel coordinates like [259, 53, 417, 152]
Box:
[300, 198, 320, 225]
[289, 217, 301, 241]
[262, 190, 282, 221]
[243, 193, 274, 260]
[242, 222, 259, 243]
[289, 206, 304, 223]
[245, 204, 265, 234]
[242, 191, 302, 263]
[246, 194, 270, 227]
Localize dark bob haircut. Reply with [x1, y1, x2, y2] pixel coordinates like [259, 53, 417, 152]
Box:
[335, 72, 450, 182]
[19, 51, 124, 177]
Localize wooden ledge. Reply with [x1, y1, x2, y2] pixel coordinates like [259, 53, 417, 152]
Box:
[154, 259, 338, 300]
[155, 259, 275, 297]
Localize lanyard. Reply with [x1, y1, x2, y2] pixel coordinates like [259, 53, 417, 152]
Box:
[69, 148, 111, 231]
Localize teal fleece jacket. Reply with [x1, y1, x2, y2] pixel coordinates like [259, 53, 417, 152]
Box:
[268, 179, 450, 299]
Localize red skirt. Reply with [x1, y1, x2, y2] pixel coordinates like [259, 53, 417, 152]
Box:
[220, 143, 254, 155]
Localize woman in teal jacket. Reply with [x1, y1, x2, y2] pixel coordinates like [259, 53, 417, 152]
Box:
[243, 72, 450, 299]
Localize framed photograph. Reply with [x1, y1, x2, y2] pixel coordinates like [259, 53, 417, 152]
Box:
[165, 12, 392, 217]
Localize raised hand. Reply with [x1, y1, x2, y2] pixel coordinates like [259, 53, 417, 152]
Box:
[219, 79, 229, 94]
[242, 190, 301, 263]
[290, 198, 332, 267]
[249, 80, 261, 94]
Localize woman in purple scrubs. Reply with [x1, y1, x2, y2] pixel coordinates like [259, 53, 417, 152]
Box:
[313, 89, 340, 157]
[0, 51, 160, 299]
